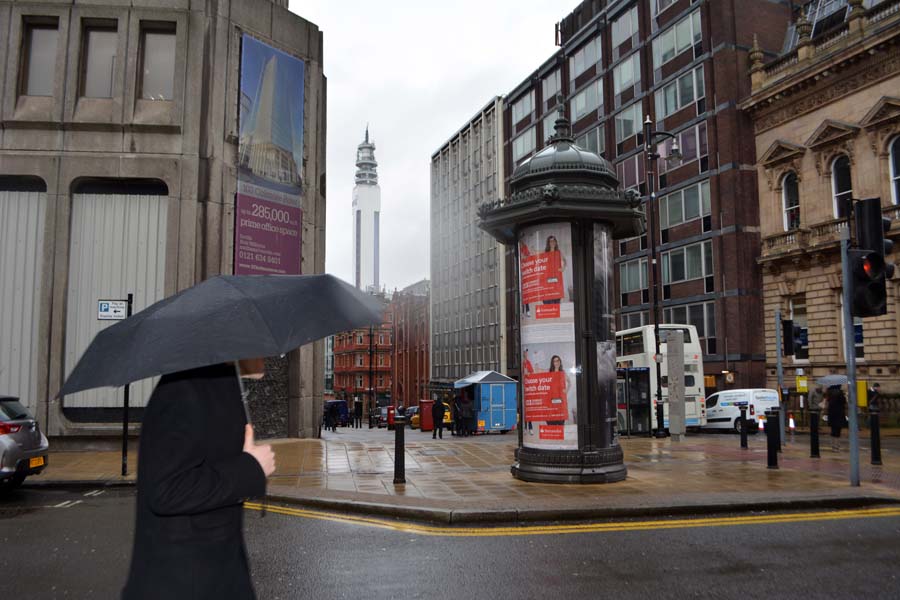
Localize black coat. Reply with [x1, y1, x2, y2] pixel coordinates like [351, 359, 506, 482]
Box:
[432, 401, 446, 422]
[122, 364, 267, 600]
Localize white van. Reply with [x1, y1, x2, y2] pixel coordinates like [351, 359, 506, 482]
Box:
[704, 389, 780, 432]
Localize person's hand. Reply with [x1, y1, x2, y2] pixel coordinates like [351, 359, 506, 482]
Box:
[243, 425, 275, 477]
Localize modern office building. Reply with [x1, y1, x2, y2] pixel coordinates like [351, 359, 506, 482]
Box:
[499, 0, 792, 391]
[0, 0, 326, 438]
[430, 97, 507, 384]
[390, 280, 430, 408]
[743, 0, 900, 411]
[352, 128, 381, 291]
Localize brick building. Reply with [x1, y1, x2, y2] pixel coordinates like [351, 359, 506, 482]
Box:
[499, 0, 792, 392]
[742, 0, 900, 409]
[390, 280, 430, 409]
[333, 297, 393, 418]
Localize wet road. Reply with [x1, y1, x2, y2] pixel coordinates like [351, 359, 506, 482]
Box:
[2, 487, 899, 599]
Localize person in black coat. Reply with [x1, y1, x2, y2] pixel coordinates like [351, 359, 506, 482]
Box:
[122, 360, 275, 600]
[432, 400, 446, 439]
[826, 385, 847, 451]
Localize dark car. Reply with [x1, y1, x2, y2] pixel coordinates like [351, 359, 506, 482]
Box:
[375, 407, 389, 428]
[1, 395, 49, 491]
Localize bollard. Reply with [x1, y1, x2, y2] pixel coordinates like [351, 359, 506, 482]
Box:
[809, 407, 820, 458]
[870, 405, 882, 466]
[775, 407, 782, 452]
[739, 406, 748, 449]
[393, 415, 406, 484]
[766, 408, 779, 469]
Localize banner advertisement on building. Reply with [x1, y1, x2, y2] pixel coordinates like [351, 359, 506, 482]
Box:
[519, 223, 578, 450]
[235, 34, 305, 275]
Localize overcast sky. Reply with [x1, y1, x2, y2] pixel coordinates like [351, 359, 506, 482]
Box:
[288, 0, 566, 292]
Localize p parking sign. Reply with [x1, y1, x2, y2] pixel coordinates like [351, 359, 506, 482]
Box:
[98, 300, 128, 320]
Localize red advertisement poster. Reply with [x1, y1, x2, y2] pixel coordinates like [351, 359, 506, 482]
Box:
[539, 425, 565, 440]
[523, 372, 568, 422]
[520, 250, 565, 304]
[234, 194, 302, 275]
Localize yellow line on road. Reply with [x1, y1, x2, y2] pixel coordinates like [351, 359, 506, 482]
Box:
[243, 503, 900, 537]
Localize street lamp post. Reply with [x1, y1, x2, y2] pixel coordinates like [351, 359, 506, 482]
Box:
[643, 116, 681, 439]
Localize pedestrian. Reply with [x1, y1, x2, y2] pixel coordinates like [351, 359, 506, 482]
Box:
[122, 359, 275, 600]
[808, 385, 825, 425]
[354, 399, 363, 429]
[826, 384, 847, 451]
[432, 400, 446, 440]
[451, 396, 461, 436]
[329, 402, 339, 432]
[868, 382, 881, 412]
[460, 394, 474, 437]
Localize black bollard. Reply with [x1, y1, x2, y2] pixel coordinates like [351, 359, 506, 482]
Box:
[870, 405, 882, 466]
[739, 406, 748, 449]
[766, 409, 779, 469]
[809, 407, 820, 458]
[654, 402, 667, 438]
[393, 415, 406, 484]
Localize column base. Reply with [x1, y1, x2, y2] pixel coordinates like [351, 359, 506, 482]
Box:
[511, 446, 627, 484]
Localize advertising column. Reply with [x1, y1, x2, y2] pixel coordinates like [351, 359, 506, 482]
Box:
[519, 223, 578, 450]
[235, 35, 306, 275]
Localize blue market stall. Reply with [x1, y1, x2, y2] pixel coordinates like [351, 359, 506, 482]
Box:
[454, 371, 518, 434]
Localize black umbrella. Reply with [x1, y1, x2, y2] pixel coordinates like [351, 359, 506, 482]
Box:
[60, 274, 384, 396]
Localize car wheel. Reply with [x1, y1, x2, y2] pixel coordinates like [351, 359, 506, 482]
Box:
[734, 418, 745, 434]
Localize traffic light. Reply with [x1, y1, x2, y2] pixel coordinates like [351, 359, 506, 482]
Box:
[850, 198, 895, 317]
[781, 319, 804, 356]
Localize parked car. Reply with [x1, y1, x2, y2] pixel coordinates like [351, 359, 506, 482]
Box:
[405, 406, 419, 428]
[1, 395, 49, 491]
[375, 407, 389, 428]
[704, 389, 780, 433]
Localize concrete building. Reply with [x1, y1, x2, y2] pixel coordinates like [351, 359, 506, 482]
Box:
[390, 280, 430, 408]
[430, 97, 507, 384]
[352, 128, 381, 291]
[333, 296, 393, 417]
[742, 0, 900, 414]
[499, 0, 792, 391]
[0, 0, 326, 439]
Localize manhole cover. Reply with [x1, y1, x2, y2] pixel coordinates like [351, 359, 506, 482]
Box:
[418, 449, 458, 457]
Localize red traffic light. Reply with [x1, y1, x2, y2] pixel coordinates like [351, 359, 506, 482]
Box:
[856, 252, 884, 280]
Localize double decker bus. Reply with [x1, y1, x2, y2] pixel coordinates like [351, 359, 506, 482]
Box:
[615, 324, 707, 431]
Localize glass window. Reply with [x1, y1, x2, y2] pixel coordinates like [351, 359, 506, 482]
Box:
[576, 125, 605, 155]
[658, 122, 708, 174]
[660, 181, 710, 229]
[569, 35, 602, 81]
[890, 137, 900, 205]
[542, 69, 561, 103]
[22, 22, 58, 96]
[620, 258, 648, 293]
[512, 127, 536, 163]
[615, 101, 643, 143]
[612, 5, 639, 48]
[571, 79, 603, 121]
[512, 91, 534, 124]
[613, 52, 641, 96]
[542, 111, 558, 143]
[81, 25, 118, 98]
[662, 240, 713, 284]
[832, 155, 852, 218]
[140, 26, 176, 100]
[655, 65, 705, 120]
[652, 9, 702, 69]
[652, 0, 677, 16]
[782, 172, 800, 231]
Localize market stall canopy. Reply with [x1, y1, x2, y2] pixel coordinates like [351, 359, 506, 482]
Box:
[454, 371, 516, 388]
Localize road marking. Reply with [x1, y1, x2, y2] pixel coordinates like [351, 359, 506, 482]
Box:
[83, 490, 105, 497]
[243, 503, 900, 537]
[52, 500, 84, 509]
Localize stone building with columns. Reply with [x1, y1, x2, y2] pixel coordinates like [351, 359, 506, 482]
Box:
[742, 0, 900, 416]
[0, 0, 327, 439]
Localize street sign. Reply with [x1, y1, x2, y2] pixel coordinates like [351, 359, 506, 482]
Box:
[796, 376, 808, 393]
[98, 300, 128, 320]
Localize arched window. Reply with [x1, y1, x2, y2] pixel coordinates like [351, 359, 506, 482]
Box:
[832, 155, 852, 218]
[782, 172, 800, 231]
[891, 137, 900, 205]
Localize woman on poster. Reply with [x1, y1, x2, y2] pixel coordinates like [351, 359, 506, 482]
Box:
[543, 235, 566, 304]
[546, 355, 569, 425]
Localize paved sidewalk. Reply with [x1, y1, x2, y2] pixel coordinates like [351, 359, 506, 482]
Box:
[25, 429, 900, 523]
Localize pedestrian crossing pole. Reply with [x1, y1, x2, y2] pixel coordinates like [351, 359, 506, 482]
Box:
[840, 227, 861, 487]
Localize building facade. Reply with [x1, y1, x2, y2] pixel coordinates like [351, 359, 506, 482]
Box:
[390, 280, 430, 408]
[743, 0, 900, 407]
[430, 97, 507, 383]
[499, 0, 792, 391]
[333, 298, 393, 417]
[352, 128, 381, 291]
[0, 0, 327, 438]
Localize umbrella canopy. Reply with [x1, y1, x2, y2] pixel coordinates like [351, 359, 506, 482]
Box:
[60, 274, 384, 396]
[816, 374, 848, 387]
